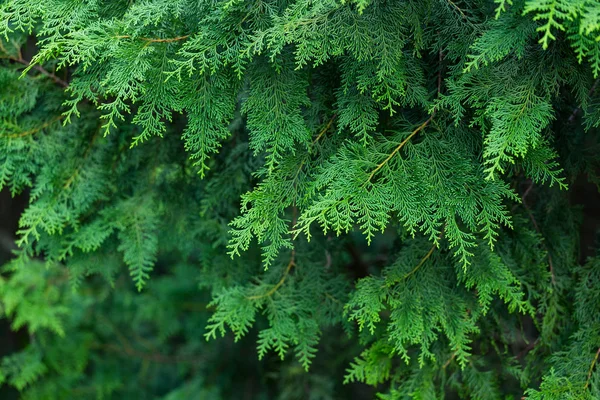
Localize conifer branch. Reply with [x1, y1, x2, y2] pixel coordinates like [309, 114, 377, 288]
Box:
[584, 346, 600, 390]
[2, 1, 600, 396]
[366, 115, 434, 183]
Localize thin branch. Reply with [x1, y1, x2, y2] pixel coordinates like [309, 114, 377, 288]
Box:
[437, 49, 444, 97]
[247, 251, 296, 300]
[248, 203, 298, 302]
[29, 64, 69, 88]
[251, 190, 302, 302]
[324, 292, 341, 305]
[312, 113, 337, 146]
[115, 35, 190, 43]
[516, 338, 539, 360]
[292, 113, 337, 182]
[384, 236, 441, 288]
[14, 41, 22, 61]
[324, 249, 332, 269]
[403, 241, 438, 281]
[447, 0, 468, 20]
[179, 302, 210, 311]
[584, 346, 600, 390]
[521, 180, 534, 204]
[1, 46, 65, 86]
[96, 314, 134, 354]
[63, 125, 101, 190]
[91, 342, 200, 365]
[442, 352, 456, 369]
[568, 77, 600, 124]
[94, 313, 199, 364]
[1, 116, 63, 139]
[520, 181, 556, 285]
[1, 41, 69, 88]
[366, 115, 434, 183]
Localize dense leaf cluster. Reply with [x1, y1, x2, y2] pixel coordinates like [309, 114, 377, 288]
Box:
[0, 0, 599, 398]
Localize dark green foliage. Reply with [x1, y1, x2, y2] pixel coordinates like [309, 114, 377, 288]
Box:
[0, 0, 599, 398]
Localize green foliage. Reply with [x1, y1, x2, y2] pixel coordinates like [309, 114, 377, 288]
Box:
[0, 0, 599, 398]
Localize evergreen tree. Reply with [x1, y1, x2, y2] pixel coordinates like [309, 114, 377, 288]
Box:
[0, 0, 599, 398]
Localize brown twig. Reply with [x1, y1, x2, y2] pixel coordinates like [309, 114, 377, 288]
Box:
[91, 342, 199, 365]
[246, 251, 296, 300]
[516, 338, 539, 360]
[63, 125, 101, 190]
[29, 64, 69, 88]
[1, 115, 64, 139]
[324, 292, 341, 305]
[403, 241, 437, 281]
[447, 0, 468, 20]
[519, 181, 556, 285]
[248, 203, 298, 302]
[521, 180, 534, 204]
[384, 235, 442, 288]
[366, 115, 434, 183]
[115, 35, 190, 43]
[568, 78, 600, 124]
[1, 41, 69, 88]
[312, 113, 337, 146]
[437, 50, 444, 96]
[584, 346, 600, 390]
[180, 302, 210, 311]
[292, 113, 337, 183]
[442, 352, 456, 369]
[94, 314, 199, 364]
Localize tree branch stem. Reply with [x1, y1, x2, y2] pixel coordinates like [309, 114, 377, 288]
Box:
[366, 115, 434, 183]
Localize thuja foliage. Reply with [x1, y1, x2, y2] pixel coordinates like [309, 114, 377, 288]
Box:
[0, 0, 600, 398]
